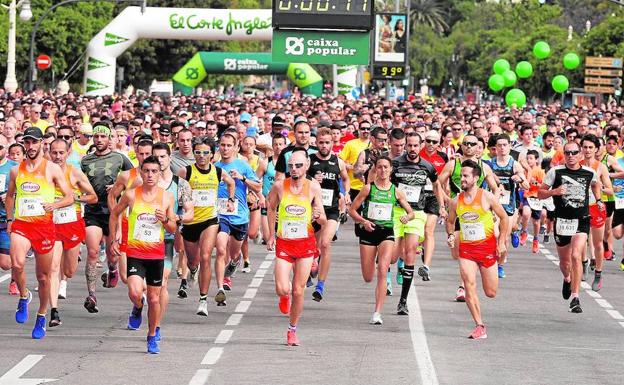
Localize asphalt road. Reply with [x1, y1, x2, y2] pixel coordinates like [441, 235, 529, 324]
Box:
[1, 223, 624, 385]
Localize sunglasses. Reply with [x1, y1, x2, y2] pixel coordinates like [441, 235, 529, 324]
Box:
[425, 139, 439, 144]
[564, 150, 580, 156]
[83, 134, 93, 138]
[194, 150, 211, 156]
[360, 127, 371, 131]
[452, 128, 463, 131]
[288, 163, 304, 169]
[58, 135, 73, 141]
[462, 142, 478, 147]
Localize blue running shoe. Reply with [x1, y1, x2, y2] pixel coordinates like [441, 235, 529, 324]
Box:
[147, 335, 160, 354]
[511, 231, 519, 248]
[498, 265, 506, 278]
[15, 290, 32, 324]
[32, 314, 46, 339]
[306, 276, 314, 288]
[155, 326, 161, 342]
[397, 259, 405, 285]
[127, 304, 143, 330]
[312, 281, 324, 302]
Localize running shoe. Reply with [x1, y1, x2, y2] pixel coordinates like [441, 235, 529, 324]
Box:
[397, 299, 409, 315]
[83, 294, 99, 313]
[569, 297, 582, 313]
[224, 259, 240, 278]
[155, 326, 161, 342]
[418, 265, 431, 281]
[592, 274, 602, 292]
[562, 279, 572, 300]
[468, 324, 487, 339]
[147, 335, 160, 354]
[279, 294, 291, 314]
[620, 258, 624, 271]
[312, 282, 324, 302]
[8, 280, 19, 296]
[177, 282, 188, 298]
[520, 231, 528, 246]
[215, 289, 227, 306]
[511, 231, 520, 248]
[188, 267, 199, 286]
[223, 277, 232, 291]
[543, 234, 550, 244]
[386, 283, 393, 296]
[101, 271, 108, 286]
[106, 269, 119, 288]
[498, 265, 506, 278]
[58, 280, 67, 299]
[176, 268, 183, 279]
[310, 258, 319, 278]
[197, 298, 208, 316]
[242, 261, 251, 273]
[369, 312, 383, 325]
[306, 276, 314, 288]
[286, 330, 299, 346]
[590, 259, 596, 271]
[49, 309, 61, 328]
[455, 286, 466, 302]
[15, 290, 32, 323]
[127, 303, 143, 330]
[532, 239, 539, 254]
[396, 268, 404, 285]
[539, 226, 546, 235]
[339, 212, 348, 224]
[31, 314, 46, 339]
[605, 249, 614, 261]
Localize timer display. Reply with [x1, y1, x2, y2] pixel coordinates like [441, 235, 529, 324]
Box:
[273, 0, 373, 30]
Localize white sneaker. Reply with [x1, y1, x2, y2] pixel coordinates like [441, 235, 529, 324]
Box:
[369, 312, 383, 325]
[58, 280, 67, 299]
[196, 299, 208, 316]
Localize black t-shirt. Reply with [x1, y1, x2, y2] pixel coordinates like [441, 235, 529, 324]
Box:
[391, 154, 438, 211]
[307, 153, 341, 209]
[275, 144, 318, 177]
[544, 165, 597, 219]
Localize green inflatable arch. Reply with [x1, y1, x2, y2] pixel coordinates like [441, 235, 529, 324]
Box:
[173, 52, 323, 96]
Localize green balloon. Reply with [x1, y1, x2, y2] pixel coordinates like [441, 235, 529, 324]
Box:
[515, 61, 533, 78]
[502, 70, 517, 87]
[552, 75, 569, 93]
[533, 41, 551, 60]
[488, 74, 505, 91]
[563, 52, 580, 70]
[505, 88, 527, 108]
[493, 59, 511, 75]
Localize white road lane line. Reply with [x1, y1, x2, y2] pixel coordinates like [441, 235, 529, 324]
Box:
[248, 278, 263, 288]
[606, 309, 624, 320]
[201, 348, 224, 365]
[235, 300, 251, 313]
[254, 269, 267, 278]
[407, 287, 439, 385]
[188, 369, 211, 385]
[215, 329, 234, 344]
[226, 314, 243, 326]
[0, 273, 10, 283]
[259, 260, 272, 269]
[585, 290, 602, 299]
[243, 288, 258, 299]
[595, 299, 613, 309]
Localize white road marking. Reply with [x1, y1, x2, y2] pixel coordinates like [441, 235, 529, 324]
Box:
[407, 287, 439, 385]
[580, 282, 591, 290]
[248, 278, 263, 288]
[265, 253, 275, 260]
[595, 299, 613, 309]
[544, 254, 557, 261]
[619, 322, 624, 329]
[0, 274, 10, 284]
[215, 329, 234, 344]
[201, 347, 224, 365]
[259, 260, 272, 269]
[551, 260, 560, 266]
[254, 269, 267, 278]
[235, 300, 251, 313]
[226, 314, 243, 326]
[188, 369, 211, 385]
[585, 290, 602, 299]
[243, 288, 258, 299]
[0, 355, 57, 385]
[606, 309, 624, 320]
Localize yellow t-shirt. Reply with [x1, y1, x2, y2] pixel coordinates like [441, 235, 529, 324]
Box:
[32, 119, 49, 131]
[339, 138, 369, 191]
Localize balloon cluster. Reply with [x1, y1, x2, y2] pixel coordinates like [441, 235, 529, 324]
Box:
[487, 40, 581, 107]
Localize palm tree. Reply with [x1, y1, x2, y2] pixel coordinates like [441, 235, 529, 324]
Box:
[409, 0, 449, 35]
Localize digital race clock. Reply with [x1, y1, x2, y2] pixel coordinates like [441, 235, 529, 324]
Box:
[372, 65, 407, 80]
[272, 0, 374, 30]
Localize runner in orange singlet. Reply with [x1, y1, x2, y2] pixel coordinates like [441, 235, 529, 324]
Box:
[6, 127, 74, 339]
[266, 149, 326, 346]
[446, 160, 509, 340]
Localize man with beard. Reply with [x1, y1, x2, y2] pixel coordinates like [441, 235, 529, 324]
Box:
[80, 122, 134, 313]
[275, 121, 318, 180]
[392, 133, 446, 315]
[306, 127, 351, 301]
[7, 127, 74, 339]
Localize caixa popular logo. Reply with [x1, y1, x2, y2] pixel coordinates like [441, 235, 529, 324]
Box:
[20, 182, 40, 192]
[285, 204, 305, 216]
[137, 213, 158, 223]
[460, 212, 479, 222]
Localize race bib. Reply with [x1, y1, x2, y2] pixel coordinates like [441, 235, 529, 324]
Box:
[556, 218, 578, 236]
[53, 206, 78, 224]
[193, 189, 216, 207]
[0, 174, 6, 192]
[499, 190, 511, 205]
[321, 188, 334, 207]
[133, 221, 161, 243]
[367, 202, 392, 221]
[217, 198, 238, 216]
[18, 197, 45, 217]
[460, 222, 486, 242]
[616, 196, 624, 210]
[399, 183, 422, 203]
[281, 220, 307, 240]
[527, 197, 543, 211]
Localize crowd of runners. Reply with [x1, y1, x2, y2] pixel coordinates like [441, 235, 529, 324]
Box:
[1, 91, 623, 350]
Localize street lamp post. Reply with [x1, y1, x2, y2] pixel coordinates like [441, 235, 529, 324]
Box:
[3, 0, 33, 93]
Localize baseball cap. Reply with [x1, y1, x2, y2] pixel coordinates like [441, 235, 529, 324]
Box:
[80, 123, 93, 134]
[196, 121, 207, 129]
[159, 126, 171, 135]
[240, 112, 252, 123]
[178, 110, 188, 117]
[23, 127, 43, 140]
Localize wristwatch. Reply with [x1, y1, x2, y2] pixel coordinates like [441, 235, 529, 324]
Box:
[228, 197, 236, 202]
